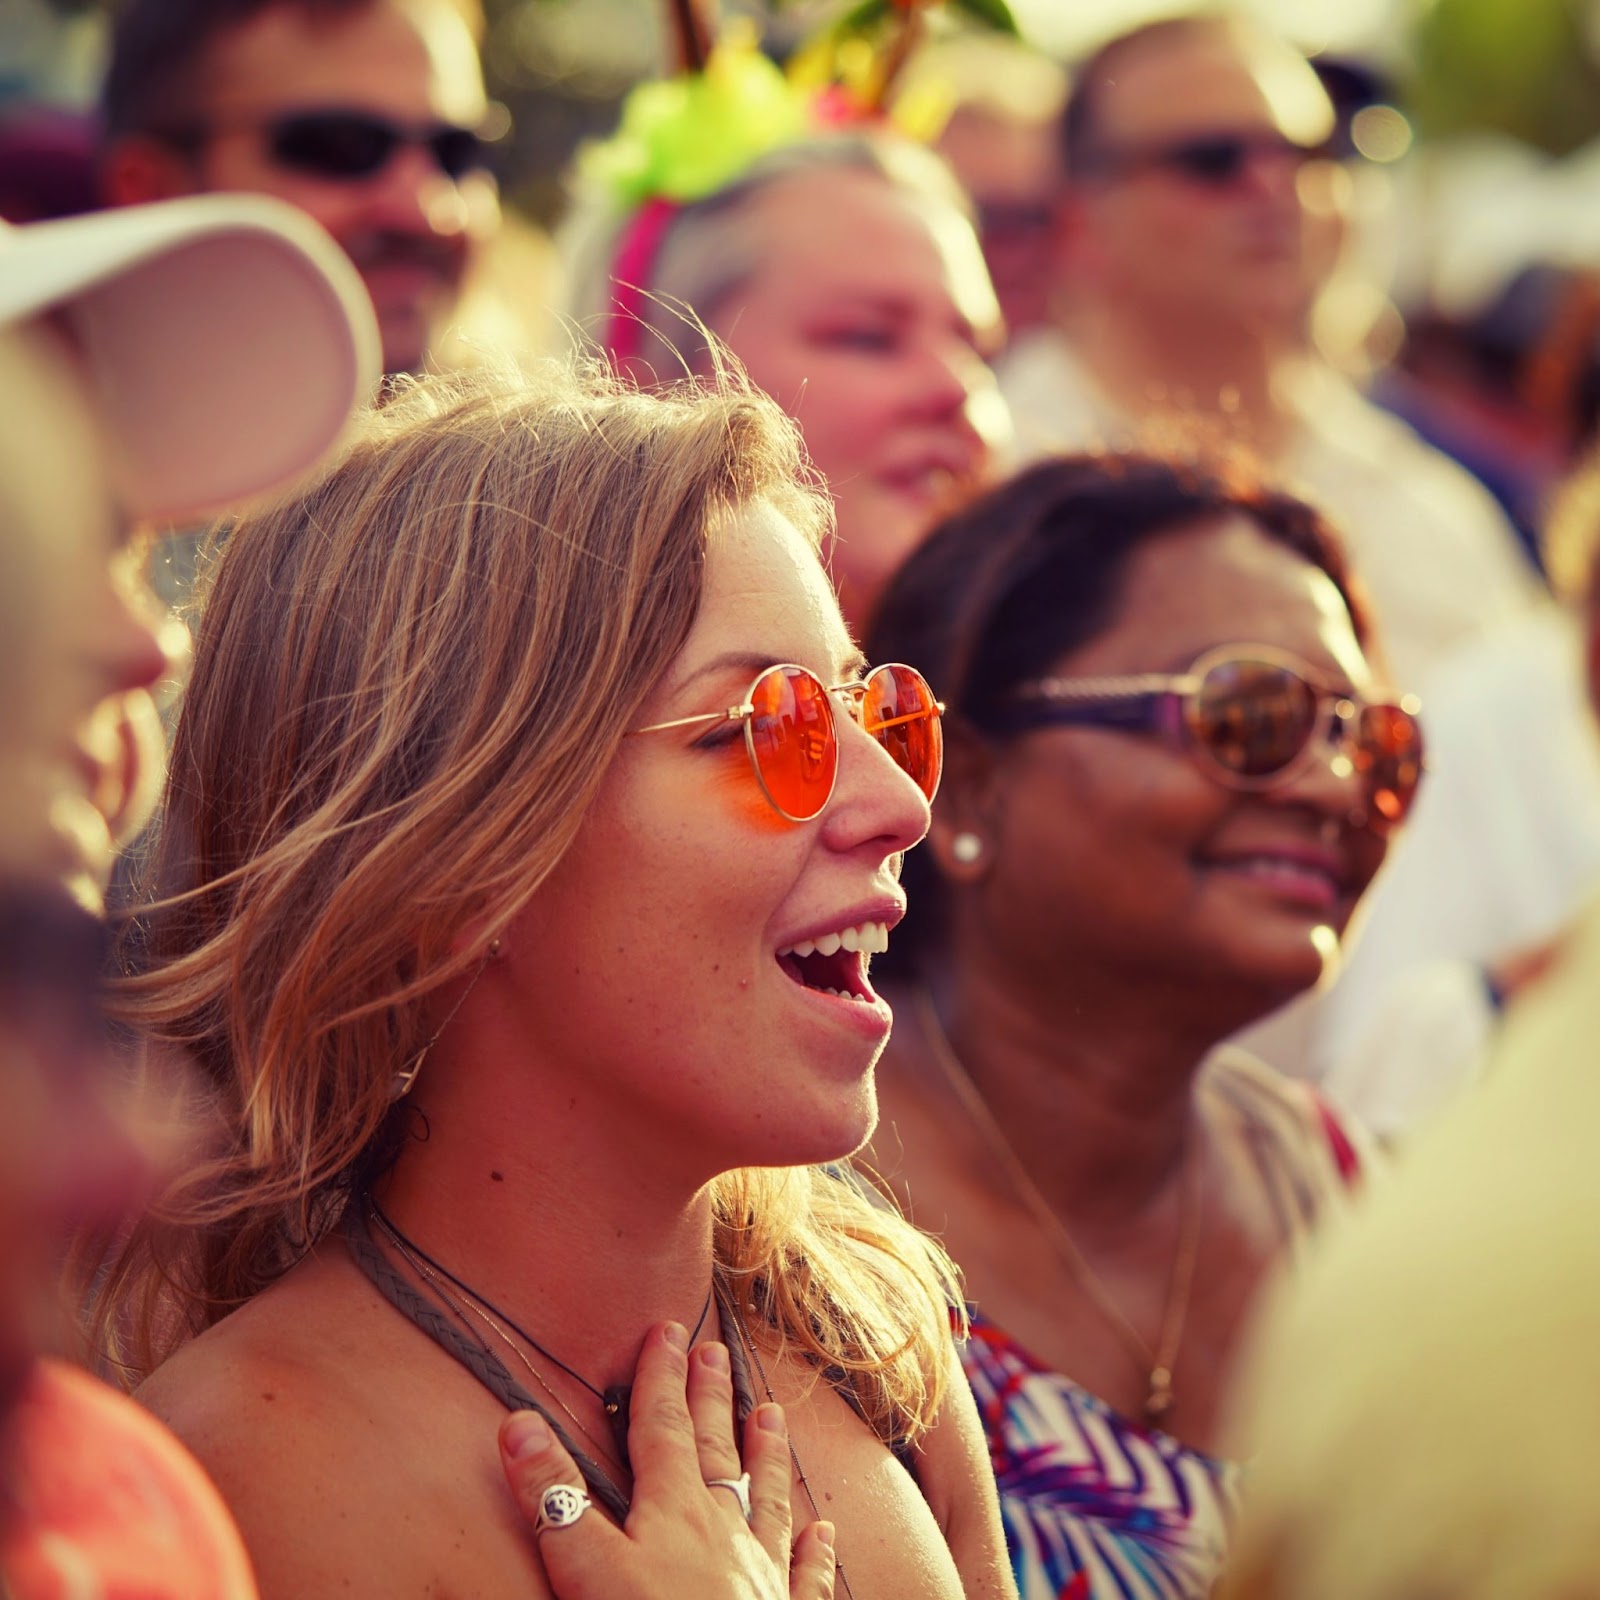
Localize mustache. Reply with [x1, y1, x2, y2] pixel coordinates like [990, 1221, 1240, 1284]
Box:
[342, 232, 464, 280]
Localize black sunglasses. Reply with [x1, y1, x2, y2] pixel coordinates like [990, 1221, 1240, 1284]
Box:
[167, 109, 492, 182]
[1080, 132, 1327, 189]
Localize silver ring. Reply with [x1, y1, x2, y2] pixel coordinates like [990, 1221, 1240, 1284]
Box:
[533, 1483, 591, 1535]
[705, 1471, 753, 1522]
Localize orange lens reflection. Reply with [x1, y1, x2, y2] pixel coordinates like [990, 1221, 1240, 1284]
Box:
[1356, 702, 1425, 824]
[1191, 660, 1319, 777]
[862, 664, 943, 800]
[747, 666, 838, 821]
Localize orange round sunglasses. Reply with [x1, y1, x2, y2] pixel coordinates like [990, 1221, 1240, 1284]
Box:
[632, 662, 944, 822]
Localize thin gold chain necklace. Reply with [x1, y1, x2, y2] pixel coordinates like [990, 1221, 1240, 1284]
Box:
[728, 1299, 858, 1600]
[916, 989, 1206, 1425]
[369, 1206, 627, 1489]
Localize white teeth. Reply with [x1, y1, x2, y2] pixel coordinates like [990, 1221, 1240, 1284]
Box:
[777, 920, 892, 960]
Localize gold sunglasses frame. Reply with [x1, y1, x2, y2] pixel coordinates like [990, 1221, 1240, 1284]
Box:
[632, 661, 944, 823]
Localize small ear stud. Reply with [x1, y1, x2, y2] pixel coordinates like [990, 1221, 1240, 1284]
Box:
[487, 938, 503, 960]
[951, 832, 984, 865]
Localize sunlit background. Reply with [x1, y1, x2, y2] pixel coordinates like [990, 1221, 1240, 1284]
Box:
[3, 0, 1599, 344]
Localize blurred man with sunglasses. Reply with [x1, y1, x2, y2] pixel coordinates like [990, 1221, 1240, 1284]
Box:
[98, 0, 499, 377]
[1000, 11, 1537, 695]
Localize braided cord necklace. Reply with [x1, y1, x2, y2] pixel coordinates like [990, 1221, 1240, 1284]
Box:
[365, 1193, 712, 1456]
[368, 1204, 626, 1486]
[344, 1197, 715, 1521]
[917, 989, 1206, 1425]
[350, 1198, 863, 1596]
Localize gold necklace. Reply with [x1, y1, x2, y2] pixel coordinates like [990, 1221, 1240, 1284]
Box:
[916, 989, 1206, 1425]
[728, 1298, 858, 1600]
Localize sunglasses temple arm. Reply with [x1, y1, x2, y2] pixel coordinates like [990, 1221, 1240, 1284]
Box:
[631, 708, 747, 736]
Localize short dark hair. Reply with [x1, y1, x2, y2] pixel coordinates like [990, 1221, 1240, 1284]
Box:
[1060, 13, 1234, 176]
[865, 450, 1369, 974]
[98, 0, 484, 142]
[100, 0, 363, 140]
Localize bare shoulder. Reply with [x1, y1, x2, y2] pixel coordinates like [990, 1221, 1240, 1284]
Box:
[141, 1263, 335, 1440]
[910, 1351, 1016, 1600]
[756, 1335, 1011, 1600]
[134, 1261, 415, 1599]
[136, 1254, 544, 1600]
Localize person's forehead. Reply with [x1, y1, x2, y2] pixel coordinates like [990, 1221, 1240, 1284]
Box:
[0, 322, 121, 795]
[1087, 515, 1367, 683]
[686, 499, 852, 673]
[200, 0, 486, 123]
[937, 108, 1061, 204]
[749, 169, 999, 333]
[1092, 31, 1328, 146]
[752, 169, 936, 260]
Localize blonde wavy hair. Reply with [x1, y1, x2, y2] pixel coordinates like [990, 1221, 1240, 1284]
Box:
[89, 358, 961, 1445]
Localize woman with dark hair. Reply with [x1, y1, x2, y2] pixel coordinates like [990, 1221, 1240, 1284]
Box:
[863, 454, 1422, 1600]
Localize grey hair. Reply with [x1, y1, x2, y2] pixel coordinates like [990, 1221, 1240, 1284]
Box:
[561, 130, 973, 380]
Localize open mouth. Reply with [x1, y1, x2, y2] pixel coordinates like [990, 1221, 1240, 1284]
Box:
[775, 921, 889, 1004]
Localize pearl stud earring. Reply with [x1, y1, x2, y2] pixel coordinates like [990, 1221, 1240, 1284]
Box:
[951, 832, 983, 865]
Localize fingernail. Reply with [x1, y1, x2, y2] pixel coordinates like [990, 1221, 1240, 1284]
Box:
[503, 1410, 552, 1460]
[816, 1521, 836, 1550]
[756, 1402, 786, 1435]
[662, 1321, 689, 1351]
[697, 1342, 730, 1373]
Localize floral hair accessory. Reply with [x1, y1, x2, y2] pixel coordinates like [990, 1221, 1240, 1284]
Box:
[584, 0, 1020, 363]
[578, 31, 813, 210]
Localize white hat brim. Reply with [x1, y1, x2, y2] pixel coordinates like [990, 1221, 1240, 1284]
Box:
[0, 194, 380, 523]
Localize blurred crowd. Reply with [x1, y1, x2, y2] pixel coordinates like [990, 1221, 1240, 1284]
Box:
[3, 2, 1600, 1598]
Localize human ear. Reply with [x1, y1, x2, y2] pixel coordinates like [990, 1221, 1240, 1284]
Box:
[448, 908, 509, 966]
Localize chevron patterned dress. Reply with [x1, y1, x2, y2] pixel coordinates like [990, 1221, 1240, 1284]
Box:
[959, 1051, 1368, 1599]
[962, 1312, 1238, 1599]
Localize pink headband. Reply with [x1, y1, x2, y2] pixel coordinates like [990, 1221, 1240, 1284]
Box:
[604, 196, 681, 367]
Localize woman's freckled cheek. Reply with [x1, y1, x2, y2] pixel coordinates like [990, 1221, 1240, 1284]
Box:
[709, 749, 789, 831]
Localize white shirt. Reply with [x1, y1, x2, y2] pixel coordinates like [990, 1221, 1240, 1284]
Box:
[998, 330, 1539, 692]
[1313, 609, 1600, 1136]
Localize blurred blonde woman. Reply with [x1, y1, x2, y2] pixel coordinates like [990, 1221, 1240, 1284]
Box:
[88, 360, 1011, 1600]
[564, 133, 1009, 635]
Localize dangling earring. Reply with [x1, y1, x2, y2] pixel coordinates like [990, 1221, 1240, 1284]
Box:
[391, 1040, 432, 1101]
[390, 943, 498, 1101]
[951, 832, 984, 865]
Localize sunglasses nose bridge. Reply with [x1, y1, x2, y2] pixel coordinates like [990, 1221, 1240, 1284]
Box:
[832, 682, 868, 729]
[1319, 695, 1360, 778]
[1284, 694, 1377, 828]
